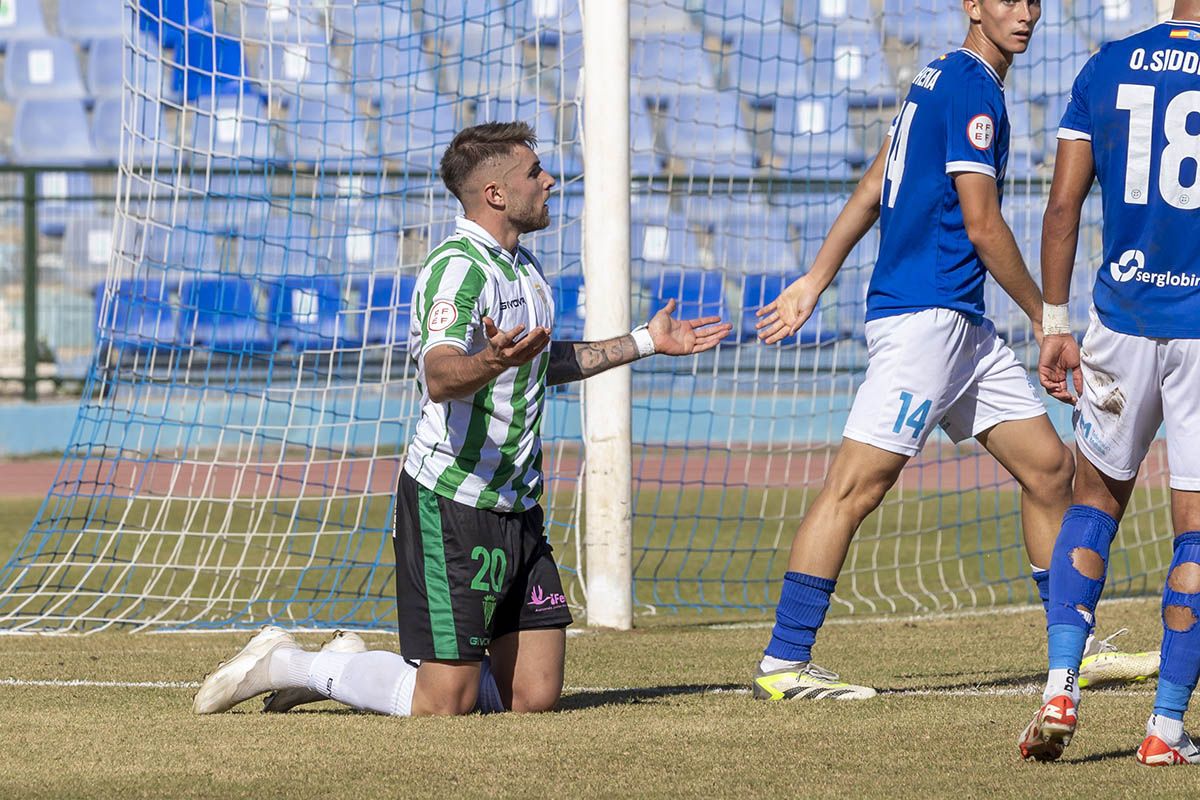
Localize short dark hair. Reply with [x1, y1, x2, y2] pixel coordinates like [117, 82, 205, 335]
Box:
[439, 122, 539, 203]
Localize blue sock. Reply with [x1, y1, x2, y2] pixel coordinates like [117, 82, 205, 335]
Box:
[764, 571, 836, 663]
[1154, 531, 1200, 721]
[1046, 505, 1118, 672]
[1032, 567, 1050, 615]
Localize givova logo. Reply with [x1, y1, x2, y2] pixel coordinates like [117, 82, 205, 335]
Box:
[1110, 248, 1200, 288]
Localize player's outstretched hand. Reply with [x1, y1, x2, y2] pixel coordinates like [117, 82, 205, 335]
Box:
[647, 298, 733, 355]
[482, 316, 550, 368]
[1038, 333, 1083, 405]
[755, 275, 820, 344]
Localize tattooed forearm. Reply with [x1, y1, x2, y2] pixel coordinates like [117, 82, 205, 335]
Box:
[547, 336, 640, 386]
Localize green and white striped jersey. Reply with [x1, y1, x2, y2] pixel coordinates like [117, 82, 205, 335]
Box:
[404, 216, 555, 512]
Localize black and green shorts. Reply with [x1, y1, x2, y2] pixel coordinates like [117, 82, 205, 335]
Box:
[393, 470, 573, 661]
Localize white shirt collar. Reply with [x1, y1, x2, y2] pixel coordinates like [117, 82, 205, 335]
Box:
[956, 47, 1004, 89]
[455, 215, 519, 266]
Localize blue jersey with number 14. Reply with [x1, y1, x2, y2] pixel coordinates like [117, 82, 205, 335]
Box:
[869, 48, 1009, 324]
[1059, 20, 1200, 338]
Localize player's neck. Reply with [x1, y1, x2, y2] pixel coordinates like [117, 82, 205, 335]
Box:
[465, 213, 520, 254]
[1171, 1, 1200, 22]
[962, 28, 1012, 82]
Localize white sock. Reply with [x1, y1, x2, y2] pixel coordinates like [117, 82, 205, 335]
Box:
[1044, 668, 1080, 704]
[476, 657, 506, 714]
[1083, 633, 1096, 656]
[268, 645, 313, 689]
[266, 648, 418, 716]
[760, 654, 803, 672]
[1149, 713, 1186, 746]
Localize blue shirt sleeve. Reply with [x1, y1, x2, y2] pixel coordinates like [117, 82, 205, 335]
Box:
[944, 74, 1005, 178]
[1058, 52, 1098, 141]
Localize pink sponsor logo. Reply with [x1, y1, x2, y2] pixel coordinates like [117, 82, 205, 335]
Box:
[529, 584, 566, 611]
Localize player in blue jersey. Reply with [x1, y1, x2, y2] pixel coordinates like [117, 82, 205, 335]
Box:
[1019, 3, 1200, 766]
[750, 0, 1083, 701]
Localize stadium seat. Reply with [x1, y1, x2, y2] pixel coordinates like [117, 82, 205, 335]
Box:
[137, 0, 211, 53]
[1074, 0, 1159, 43]
[810, 27, 898, 107]
[710, 224, 796, 274]
[630, 101, 662, 175]
[279, 92, 370, 166]
[699, 0, 787, 35]
[337, 222, 401, 273]
[882, 0, 962, 47]
[630, 0, 694, 35]
[644, 270, 732, 338]
[631, 219, 695, 268]
[791, 0, 876, 27]
[95, 279, 179, 353]
[331, 1, 415, 42]
[738, 272, 840, 343]
[59, 2, 125, 44]
[254, 40, 338, 100]
[658, 92, 757, 176]
[3, 37, 88, 101]
[92, 95, 171, 165]
[269, 276, 346, 351]
[237, 3, 324, 43]
[349, 37, 438, 102]
[439, 20, 524, 96]
[86, 36, 125, 99]
[722, 29, 809, 100]
[1006, 89, 1045, 179]
[0, 0, 47, 50]
[378, 90, 460, 172]
[12, 99, 99, 164]
[632, 33, 719, 100]
[506, 0, 582, 43]
[1011, 24, 1091, 101]
[769, 94, 864, 178]
[38, 172, 95, 237]
[65, 216, 116, 279]
[175, 29, 249, 101]
[351, 273, 418, 347]
[551, 273, 586, 339]
[180, 277, 275, 352]
[188, 93, 277, 164]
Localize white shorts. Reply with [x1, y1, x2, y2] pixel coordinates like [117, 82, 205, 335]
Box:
[1075, 306, 1200, 490]
[844, 308, 1047, 456]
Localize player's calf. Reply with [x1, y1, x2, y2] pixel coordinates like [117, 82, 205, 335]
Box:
[1143, 532, 1200, 759]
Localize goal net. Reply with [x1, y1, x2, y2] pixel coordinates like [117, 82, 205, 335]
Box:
[0, 0, 1174, 632]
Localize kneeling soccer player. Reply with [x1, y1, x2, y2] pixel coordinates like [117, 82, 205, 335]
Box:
[192, 122, 731, 717]
[752, 0, 1150, 701]
[1019, 4, 1200, 765]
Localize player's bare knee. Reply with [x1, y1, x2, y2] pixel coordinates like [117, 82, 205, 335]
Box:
[1167, 561, 1200, 594]
[509, 688, 559, 713]
[1165, 604, 1198, 633]
[1069, 547, 1105, 580]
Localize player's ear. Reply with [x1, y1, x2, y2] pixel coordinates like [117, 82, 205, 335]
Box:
[963, 0, 981, 23]
[482, 180, 505, 211]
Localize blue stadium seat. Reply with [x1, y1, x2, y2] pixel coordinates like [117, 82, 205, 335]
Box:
[723, 29, 808, 100]
[632, 219, 694, 267]
[59, 2, 125, 44]
[93, 95, 169, 165]
[769, 94, 864, 178]
[379, 90, 460, 172]
[65, 216, 116, 278]
[279, 93, 370, 166]
[630, 0, 694, 35]
[175, 29, 249, 101]
[337, 222, 401, 273]
[1006, 89, 1044, 179]
[645, 270, 732, 337]
[632, 33, 719, 100]
[791, 0, 876, 27]
[710, 226, 796, 273]
[551, 274, 586, 339]
[352, 274, 417, 346]
[180, 278, 275, 352]
[87, 36, 124, 99]
[189, 94, 276, 164]
[12, 99, 99, 164]
[0, 0, 47, 50]
[738, 272, 838, 343]
[237, 3, 325, 43]
[235, 215, 318, 277]
[4, 38, 87, 100]
[254, 40, 338, 100]
[349, 37, 437, 102]
[39, 172, 95, 237]
[1074, 0, 1159, 43]
[1012, 24, 1091, 101]
[810, 27, 897, 107]
[882, 0, 962, 47]
[506, 0, 582, 43]
[699, 0, 787, 35]
[269, 276, 346, 351]
[630, 101, 661, 175]
[659, 92, 757, 176]
[137, 0, 211, 53]
[438, 20, 523, 96]
[331, 1, 415, 42]
[95, 279, 179, 353]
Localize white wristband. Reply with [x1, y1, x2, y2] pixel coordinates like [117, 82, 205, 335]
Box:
[630, 323, 656, 358]
[1042, 302, 1072, 336]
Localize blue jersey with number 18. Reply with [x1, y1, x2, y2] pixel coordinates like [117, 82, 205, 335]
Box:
[868, 48, 1010, 325]
[1059, 20, 1200, 339]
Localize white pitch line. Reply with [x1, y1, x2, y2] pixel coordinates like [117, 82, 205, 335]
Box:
[0, 678, 200, 689]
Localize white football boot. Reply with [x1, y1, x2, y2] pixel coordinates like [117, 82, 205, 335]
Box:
[1078, 628, 1160, 689]
[261, 630, 368, 713]
[192, 625, 299, 714]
